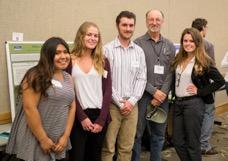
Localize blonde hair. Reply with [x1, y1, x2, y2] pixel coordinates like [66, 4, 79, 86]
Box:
[172, 28, 212, 75]
[71, 21, 105, 75]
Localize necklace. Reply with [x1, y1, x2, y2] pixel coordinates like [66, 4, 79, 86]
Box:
[176, 71, 183, 87]
[176, 63, 186, 87]
[176, 56, 195, 87]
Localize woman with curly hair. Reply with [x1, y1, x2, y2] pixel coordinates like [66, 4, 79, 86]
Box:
[6, 37, 76, 161]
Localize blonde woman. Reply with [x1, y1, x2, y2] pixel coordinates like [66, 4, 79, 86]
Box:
[66, 22, 112, 161]
[172, 28, 225, 161]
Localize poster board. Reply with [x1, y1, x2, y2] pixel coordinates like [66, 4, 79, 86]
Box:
[5, 41, 73, 121]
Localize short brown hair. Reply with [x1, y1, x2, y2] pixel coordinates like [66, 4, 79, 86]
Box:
[116, 11, 136, 26]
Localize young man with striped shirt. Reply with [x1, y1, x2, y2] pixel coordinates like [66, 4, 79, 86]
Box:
[101, 11, 147, 161]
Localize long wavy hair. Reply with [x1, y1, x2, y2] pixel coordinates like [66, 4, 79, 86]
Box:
[19, 37, 70, 97]
[172, 28, 212, 75]
[71, 21, 105, 75]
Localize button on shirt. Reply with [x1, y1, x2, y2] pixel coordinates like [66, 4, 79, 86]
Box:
[135, 33, 175, 95]
[104, 37, 147, 108]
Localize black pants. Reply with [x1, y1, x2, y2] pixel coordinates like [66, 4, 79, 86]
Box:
[18, 159, 65, 161]
[69, 109, 107, 161]
[173, 97, 205, 161]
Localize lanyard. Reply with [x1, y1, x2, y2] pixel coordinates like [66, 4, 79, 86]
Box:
[151, 41, 163, 64]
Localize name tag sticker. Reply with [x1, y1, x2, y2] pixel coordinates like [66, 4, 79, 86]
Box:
[154, 65, 164, 74]
[103, 70, 108, 78]
[51, 79, 63, 88]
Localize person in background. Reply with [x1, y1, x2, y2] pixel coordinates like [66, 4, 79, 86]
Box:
[132, 9, 175, 161]
[172, 28, 225, 161]
[6, 37, 76, 161]
[101, 11, 147, 161]
[192, 18, 215, 61]
[192, 18, 218, 155]
[67, 21, 112, 161]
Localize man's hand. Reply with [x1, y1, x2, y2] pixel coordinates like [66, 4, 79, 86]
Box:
[153, 89, 167, 103]
[151, 98, 161, 107]
[119, 100, 133, 116]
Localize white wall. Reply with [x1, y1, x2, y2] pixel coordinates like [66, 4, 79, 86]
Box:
[0, 0, 227, 116]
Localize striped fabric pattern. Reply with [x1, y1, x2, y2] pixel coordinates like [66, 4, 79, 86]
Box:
[6, 71, 75, 161]
[104, 37, 147, 108]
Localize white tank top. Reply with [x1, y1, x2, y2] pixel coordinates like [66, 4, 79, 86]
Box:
[72, 63, 103, 110]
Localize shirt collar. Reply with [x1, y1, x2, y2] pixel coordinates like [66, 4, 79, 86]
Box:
[145, 32, 164, 43]
[114, 37, 134, 48]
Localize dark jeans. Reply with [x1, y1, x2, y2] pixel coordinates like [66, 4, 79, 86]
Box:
[173, 97, 205, 161]
[69, 109, 107, 161]
[132, 91, 169, 161]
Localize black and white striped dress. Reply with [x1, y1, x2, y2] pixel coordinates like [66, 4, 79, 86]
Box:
[6, 71, 75, 161]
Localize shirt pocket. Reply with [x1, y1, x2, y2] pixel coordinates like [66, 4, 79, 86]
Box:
[130, 60, 140, 75]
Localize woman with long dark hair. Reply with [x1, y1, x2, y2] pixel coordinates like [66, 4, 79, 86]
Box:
[6, 37, 76, 161]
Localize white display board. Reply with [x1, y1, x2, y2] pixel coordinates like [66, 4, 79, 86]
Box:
[5, 41, 43, 121]
[5, 41, 73, 121]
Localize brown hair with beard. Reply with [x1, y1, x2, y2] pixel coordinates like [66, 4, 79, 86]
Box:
[116, 11, 136, 26]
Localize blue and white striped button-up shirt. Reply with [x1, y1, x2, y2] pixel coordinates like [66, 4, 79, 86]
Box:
[104, 37, 147, 108]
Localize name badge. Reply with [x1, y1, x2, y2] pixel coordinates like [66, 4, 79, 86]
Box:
[51, 79, 63, 88]
[154, 65, 164, 74]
